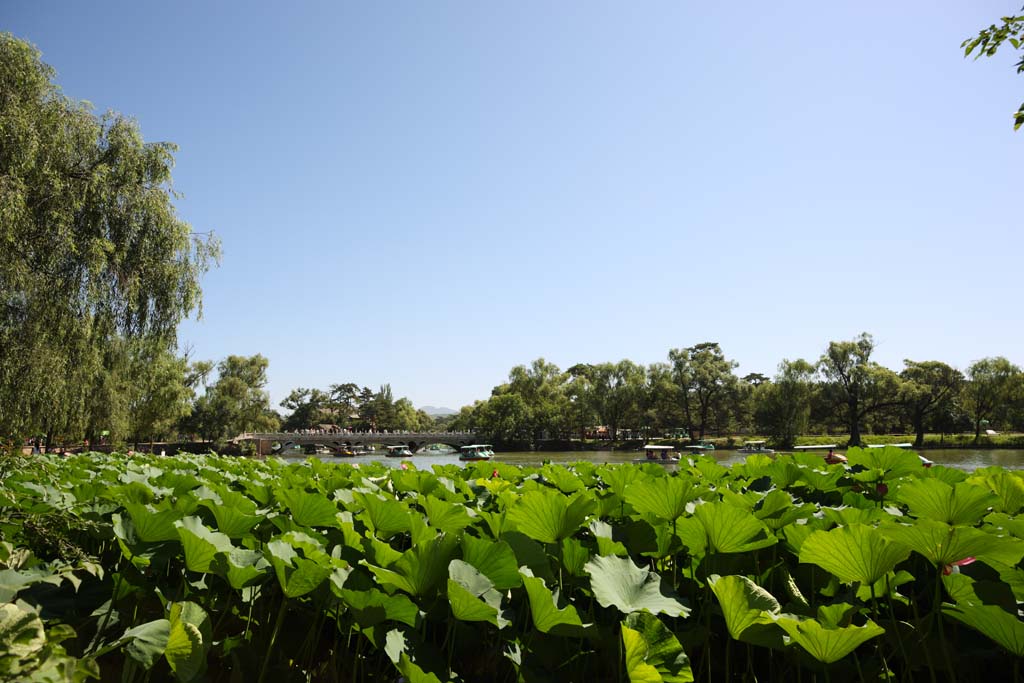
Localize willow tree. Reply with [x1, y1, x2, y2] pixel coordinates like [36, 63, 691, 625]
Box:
[817, 333, 902, 447]
[0, 35, 218, 444]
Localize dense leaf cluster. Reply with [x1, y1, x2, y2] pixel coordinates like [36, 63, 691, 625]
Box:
[1, 448, 1022, 682]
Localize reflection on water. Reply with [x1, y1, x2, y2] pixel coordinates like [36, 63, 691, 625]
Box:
[278, 448, 1024, 472]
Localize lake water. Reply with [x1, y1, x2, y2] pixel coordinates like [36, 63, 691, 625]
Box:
[282, 448, 1024, 472]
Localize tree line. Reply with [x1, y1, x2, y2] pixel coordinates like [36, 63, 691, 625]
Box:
[447, 334, 1024, 448]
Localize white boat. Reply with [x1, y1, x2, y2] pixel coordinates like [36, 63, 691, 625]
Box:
[633, 444, 680, 464]
[737, 440, 774, 455]
[459, 444, 494, 461]
[866, 443, 913, 449]
[385, 445, 413, 457]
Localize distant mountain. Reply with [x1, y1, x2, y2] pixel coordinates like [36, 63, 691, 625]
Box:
[421, 405, 458, 416]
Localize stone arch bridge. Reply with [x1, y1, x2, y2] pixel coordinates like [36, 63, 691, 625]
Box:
[233, 431, 479, 456]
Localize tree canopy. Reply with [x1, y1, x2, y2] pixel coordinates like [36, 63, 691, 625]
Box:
[0, 34, 219, 443]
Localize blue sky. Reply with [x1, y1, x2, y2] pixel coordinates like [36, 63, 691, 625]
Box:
[7, 1, 1022, 410]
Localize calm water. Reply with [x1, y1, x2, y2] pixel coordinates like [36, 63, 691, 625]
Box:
[282, 448, 1024, 472]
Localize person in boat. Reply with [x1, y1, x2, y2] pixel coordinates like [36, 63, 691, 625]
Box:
[646, 449, 657, 460]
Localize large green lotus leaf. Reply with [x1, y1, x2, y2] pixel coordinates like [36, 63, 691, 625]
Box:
[365, 537, 403, 568]
[419, 496, 474, 534]
[623, 476, 701, 523]
[708, 575, 780, 641]
[590, 520, 629, 557]
[121, 619, 171, 670]
[585, 555, 689, 617]
[800, 524, 910, 586]
[475, 509, 507, 539]
[621, 611, 694, 683]
[276, 488, 340, 528]
[520, 570, 590, 636]
[165, 601, 211, 683]
[846, 446, 923, 480]
[506, 489, 596, 544]
[821, 506, 888, 527]
[943, 574, 1024, 656]
[674, 517, 708, 558]
[124, 503, 184, 543]
[773, 614, 884, 663]
[541, 464, 586, 494]
[198, 493, 262, 538]
[461, 535, 521, 589]
[985, 512, 1024, 540]
[341, 587, 419, 627]
[561, 537, 591, 577]
[354, 492, 412, 540]
[210, 548, 271, 590]
[265, 539, 332, 598]
[365, 534, 459, 597]
[600, 465, 642, 497]
[881, 519, 1024, 567]
[391, 469, 440, 497]
[175, 516, 234, 573]
[897, 479, 997, 526]
[967, 470, 1024, 514]
[446, 560, 506, 628]
[693, 502, 777, 554]
[795, 466, 844, 493]
[693, 457, 728, 483]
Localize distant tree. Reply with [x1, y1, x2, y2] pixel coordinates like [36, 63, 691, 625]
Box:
[962, 357, 1022, 442]
[126, 343, 195, 445]
[817, 333, 903, 447]
[963, 10, 1024, 130]
[668, 343, 738, 440]
[507, 359, 568, 443]
[0, 35, 218, 444]
[474, 393, 532, 444]
[280, 388, 332, 431]
[589, 361, 646, 441]
[643, 362, 681, 437]
[754, 359, 816, 448]
[565, 364, 598, 441]
[188, 355, 276, 441]
[899, 360, 964, 447]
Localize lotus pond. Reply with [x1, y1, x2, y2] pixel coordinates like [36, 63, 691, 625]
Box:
[1, 448, 1022, 682]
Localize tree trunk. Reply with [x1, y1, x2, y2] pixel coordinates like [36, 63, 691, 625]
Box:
[913, 411, 925, 448]
[848, 403, 861, 447]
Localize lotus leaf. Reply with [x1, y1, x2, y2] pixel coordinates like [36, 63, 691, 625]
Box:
[800, 524, 910, 586]
[692, 501, 777, 554]
[846, 446, 923, 480]
[624, 476, 702, 523]
[897, 478, 997, 526]
[120, 619, 171, 670]
[621, 611, 694, 682]
[585, 555, 689, 617]
[968, 470, 1024, 514]
[338, 587, 418, 628]
[943, 573, 1024, 656]
[506, 489, 596, 544]
[520, 570, 590, 636]
[773, 613, 885, 663]
[124, 503, 184, 543]
[365, 533, 459, 597]
[708, 575, 780, 640]
[354, 492, 412, 539]
[446, 559, 506, 628]
[419, 496, 474, 534]
[882, 519, 1024, 567]
[175, 516, 234, 573]
[0, 602, 47, 677]
[275, 487, 340, 528]
[461, 535, 521, 589]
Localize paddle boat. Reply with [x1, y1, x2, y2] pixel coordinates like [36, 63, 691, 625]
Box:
[385, 445, 413, 458]
[688, 440, 715, 452]
[333, 446, 355, 457]
[633, 444, 680, 464]
[737, 440, 775, 455]
[459, 444, 494, 461]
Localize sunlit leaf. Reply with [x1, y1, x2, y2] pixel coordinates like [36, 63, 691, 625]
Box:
[800, 524, 910, 585]
[585, 555, 689, 617]
[621, 611, 694, 682]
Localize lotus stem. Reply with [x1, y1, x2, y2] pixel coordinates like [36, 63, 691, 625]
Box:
[258, 596, 288, 683]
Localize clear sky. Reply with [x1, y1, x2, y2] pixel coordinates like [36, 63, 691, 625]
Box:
[6, 1, 1022, 411]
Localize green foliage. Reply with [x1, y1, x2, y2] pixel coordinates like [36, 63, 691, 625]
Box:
[0, 34, 219, 444]
[963, 12, 1024, 130]
[1, 450, 1023, 681]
